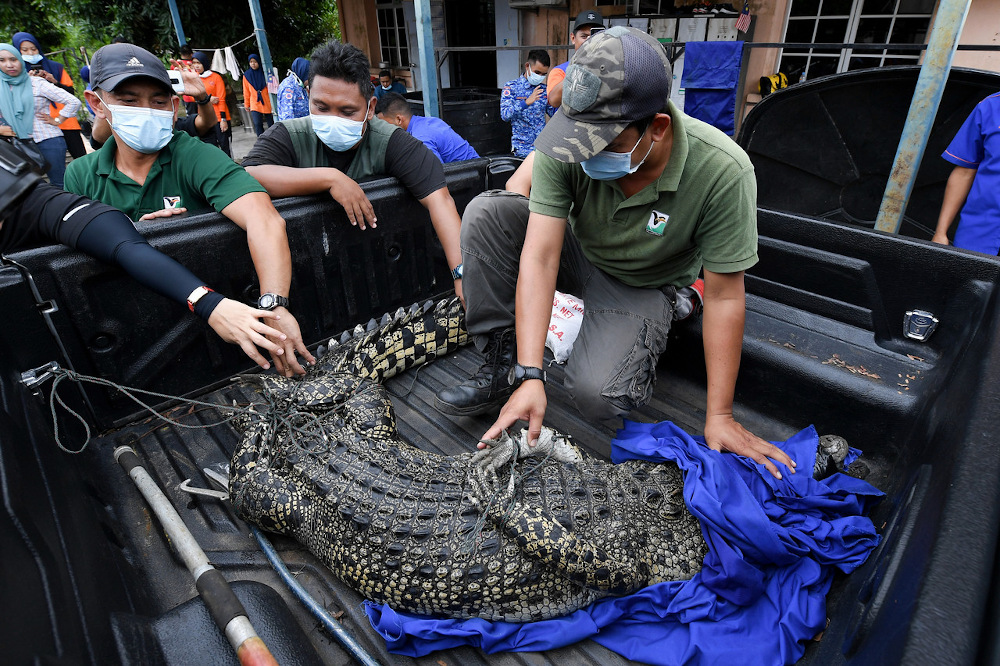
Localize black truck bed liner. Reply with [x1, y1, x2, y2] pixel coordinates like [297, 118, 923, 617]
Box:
[5, 156, 1000, 665]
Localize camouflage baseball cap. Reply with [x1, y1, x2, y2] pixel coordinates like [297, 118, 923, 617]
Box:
[535, 26, 671, 163]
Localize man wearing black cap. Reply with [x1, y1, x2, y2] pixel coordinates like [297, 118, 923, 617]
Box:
[546, 9, 605, 109]
[435, 27, 795, 480]
[64, 43, 315, 377]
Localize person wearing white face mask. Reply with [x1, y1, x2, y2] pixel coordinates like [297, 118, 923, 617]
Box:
[500, 49, 553, 158]
[242, 40, 466, 307]
[436, 28, 796, 484]
[64, 43, 315, 378]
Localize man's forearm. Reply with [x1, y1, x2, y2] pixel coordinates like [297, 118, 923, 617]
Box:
[421, 188, 463, 271]
[702, 274, 746, 418]
[935, 166, 977, 237]
[220, 192, 292, 295]
[244, 165, 341, 198]
[194, 100, 219, 136]
[515, 214, 565, 368]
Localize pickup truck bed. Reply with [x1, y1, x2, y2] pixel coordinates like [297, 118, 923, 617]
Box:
[4, 157, 1000, 665]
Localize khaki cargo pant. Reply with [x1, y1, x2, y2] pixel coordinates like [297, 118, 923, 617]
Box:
[461, 190, 676, 421]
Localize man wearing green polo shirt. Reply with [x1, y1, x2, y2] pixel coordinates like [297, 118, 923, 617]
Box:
[64, 43, 314, 377]
[435, 27, 794, 480]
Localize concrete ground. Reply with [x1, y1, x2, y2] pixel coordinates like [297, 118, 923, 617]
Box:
[229, 118, 260, 163]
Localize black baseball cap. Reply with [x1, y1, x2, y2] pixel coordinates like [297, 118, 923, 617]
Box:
[573, 9, 605, 32]
[90, 43, 172, 92]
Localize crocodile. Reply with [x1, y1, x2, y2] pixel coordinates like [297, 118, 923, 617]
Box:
[227, 297, 840, 622]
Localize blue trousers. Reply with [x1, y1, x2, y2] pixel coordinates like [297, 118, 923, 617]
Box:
[37, 135, 68, 188]
[251, 110, 273, 136]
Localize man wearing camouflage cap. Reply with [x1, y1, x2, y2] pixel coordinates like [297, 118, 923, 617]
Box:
[436, 26, 795, 480]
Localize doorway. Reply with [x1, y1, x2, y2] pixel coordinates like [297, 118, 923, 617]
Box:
[444, 0, 497, 88]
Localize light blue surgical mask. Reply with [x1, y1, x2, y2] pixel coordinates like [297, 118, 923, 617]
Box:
[98, 94, 174, 154]
[525, 68, 545, 87]
[312, 112, 367, 152]
[581, 130, 653, 181]
[22, 53, 43, 65]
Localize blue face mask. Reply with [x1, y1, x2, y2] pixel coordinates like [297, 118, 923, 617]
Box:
[526, 68, 545, 87]
[581, 131, 653, 181]
[22, 53, 43, 65]
[312, 111, 368, 152]
[98, 94, 174, 154]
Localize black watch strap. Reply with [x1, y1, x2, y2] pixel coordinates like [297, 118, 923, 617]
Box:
[508, 364, 546, 385]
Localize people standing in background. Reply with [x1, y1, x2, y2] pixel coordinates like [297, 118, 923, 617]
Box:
[375, 92, 479, 163]
[933, 92, 1000, 254]
[12, 32, 86, 161]
[243, 53, 273, 136]
[0, 44, 80, 188]
[192, 51, 232, 156]
[545, 9, 605, 109]
[374, 69, 406, 101]
[500, 49, 552, 158]
[276, 57, 310, 121]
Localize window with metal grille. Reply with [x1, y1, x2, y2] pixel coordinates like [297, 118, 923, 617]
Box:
[377, 4, 410, 68]
[779, 0, 933, 81]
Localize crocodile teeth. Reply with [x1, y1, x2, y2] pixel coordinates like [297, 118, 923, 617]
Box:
[340, 331, 352, 344]
[380, 313, 391, 326]
[366, 318, 378, 332]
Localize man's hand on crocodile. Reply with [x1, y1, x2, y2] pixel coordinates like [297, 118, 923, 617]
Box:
[704, 413, 796, 479]
[207, 298, 286, 371]
[480, 379, 547, 449]
[267, 307, 315, 377]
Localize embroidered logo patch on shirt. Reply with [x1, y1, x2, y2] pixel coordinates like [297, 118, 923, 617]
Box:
[646, 210, 669, 236]
[163, 196, 182, 209]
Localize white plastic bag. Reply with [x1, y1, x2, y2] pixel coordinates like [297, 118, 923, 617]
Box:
[545, 291, 585, 363]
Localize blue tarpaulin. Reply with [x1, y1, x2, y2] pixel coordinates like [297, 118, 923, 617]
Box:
[364, 421, 883, 665]
[681, 41, 745, 136]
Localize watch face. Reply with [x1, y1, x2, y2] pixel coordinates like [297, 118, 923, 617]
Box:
[508, 366, 518, 385]
[259, 293, 274, 309]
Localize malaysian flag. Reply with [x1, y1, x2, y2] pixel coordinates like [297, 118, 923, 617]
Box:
[736, 0, 752, 32]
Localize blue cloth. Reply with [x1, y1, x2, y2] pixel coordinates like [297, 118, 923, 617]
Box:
[290, 57, 310, 86]
[374, 80, 407, 100]
[681, 41, 744, 136]
[363, 421, 883, 665]
[500, 75, 554, 157]
[942, 92, 1000, 255]
[407, 115, 479, 163]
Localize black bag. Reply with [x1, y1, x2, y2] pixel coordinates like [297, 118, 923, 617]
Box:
[3, 136, 50, 174]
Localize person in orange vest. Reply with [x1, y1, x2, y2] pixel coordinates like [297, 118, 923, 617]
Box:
[12, 32, 86, 159]
[242, 53, 272, 136]
[193, 51, 232, 156]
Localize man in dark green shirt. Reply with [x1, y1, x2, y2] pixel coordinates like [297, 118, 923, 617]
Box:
[438, 27, 794, 480]
[64, 43, 314, 377]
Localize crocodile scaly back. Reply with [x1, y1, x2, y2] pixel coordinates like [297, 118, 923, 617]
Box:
[229, 297, 707, 622]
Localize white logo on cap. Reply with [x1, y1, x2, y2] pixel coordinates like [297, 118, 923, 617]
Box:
[125, 57, 143, 67]
[588, 12, 596, 19]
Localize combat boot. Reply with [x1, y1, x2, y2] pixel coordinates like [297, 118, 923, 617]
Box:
[434, 328, 516, 416]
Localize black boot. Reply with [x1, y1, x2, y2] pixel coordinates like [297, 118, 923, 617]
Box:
[434, 328, 516, 416]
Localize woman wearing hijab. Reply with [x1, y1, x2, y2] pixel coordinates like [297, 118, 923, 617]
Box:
[193, 51, 232, 156]
[242, 53, 272, 136]
[0, 44, 80, 188]
[11, 32, 86, 160]
[276, 57, 309, 121]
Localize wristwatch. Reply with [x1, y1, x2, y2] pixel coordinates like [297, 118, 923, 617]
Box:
[451, 263, 463, 280]
[257, 293, 289, 311]
[186, 285, 215, 312]
[195, 94, 212, 105]
[508, 363, 546, 385]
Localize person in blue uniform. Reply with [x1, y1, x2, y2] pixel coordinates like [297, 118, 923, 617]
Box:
[375, 92, 479, 163]
[373, 69, 406, 101]
[934, 92, 1000, 254]
[500, 49, 552, 158]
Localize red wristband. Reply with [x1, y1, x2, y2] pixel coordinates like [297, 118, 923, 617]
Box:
[187, 286, 215, 312]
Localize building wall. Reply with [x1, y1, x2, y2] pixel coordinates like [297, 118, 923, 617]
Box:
[954, 0, 1000, 72]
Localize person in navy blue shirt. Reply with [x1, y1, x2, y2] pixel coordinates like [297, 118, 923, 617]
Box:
[500, 49, 552, 158]
[374, 69, 407, 100]
[934, 92, 1000, 254]
[375, 92, 480, 163]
